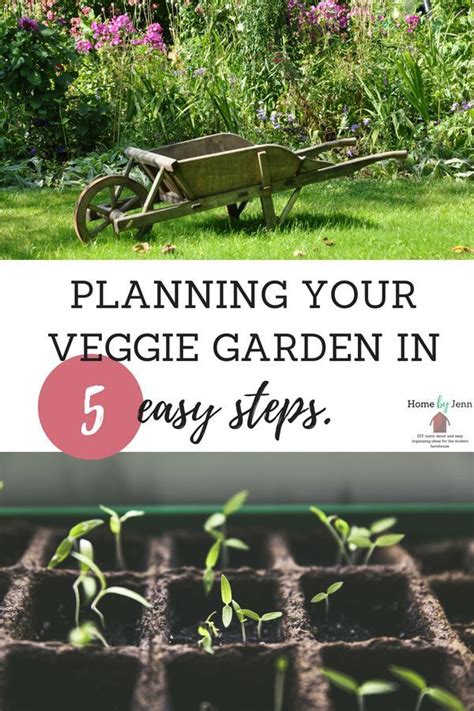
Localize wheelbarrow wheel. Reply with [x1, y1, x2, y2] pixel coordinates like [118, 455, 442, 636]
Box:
[74, 175, 151, 244]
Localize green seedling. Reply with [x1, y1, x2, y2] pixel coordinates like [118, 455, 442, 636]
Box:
[48, 518, 104, 569]
[71, 550, 151, 628]
[310, 506, 404, 566]
[310, 507, 352, 565]
[323, 668, 397, 711]
[220, 574, 234, 628]
[69, 621, 108, 649]
[348, 532, 405, 565]
[232, 600, 250, 643]
[311, 581, 344, 619]
[220, 575, 247, 642]
[72, 539, 98, 627]
[274, 655, 289, 711]
[390, 666, 466, 711]
[203, 490, 249, 593]
[100, 505, 144, 570]
[198, 612, 220, 655]
[240, 608, 283, 640]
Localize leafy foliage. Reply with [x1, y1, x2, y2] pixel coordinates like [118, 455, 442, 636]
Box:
[0, 0, 472, 182]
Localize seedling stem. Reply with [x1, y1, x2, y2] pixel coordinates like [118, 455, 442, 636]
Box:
[274, 655, 289, 711]
[311, 582, 344, 620]
[203, 491, 249, 593]
[100, 506, 144, 570]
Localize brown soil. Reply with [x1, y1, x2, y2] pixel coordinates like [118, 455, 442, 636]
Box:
[0, 520, 472, 711]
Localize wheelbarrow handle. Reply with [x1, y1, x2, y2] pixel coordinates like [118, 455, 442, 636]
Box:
[296, 138, 357, 158]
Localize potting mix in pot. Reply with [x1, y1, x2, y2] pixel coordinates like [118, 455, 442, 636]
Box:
[0, 489, 472, 711]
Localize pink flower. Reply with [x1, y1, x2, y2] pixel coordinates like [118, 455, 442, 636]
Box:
[405, 14, 420, 32]
[81, 6, 92, 15]
[76, 38, 93, 52]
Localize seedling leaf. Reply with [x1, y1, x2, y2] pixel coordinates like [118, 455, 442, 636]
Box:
[359, 681, 398, 696]
[223, 490, 248, 516]
[261, 612, 282, 622]
[206, 540, 221, 568]
[334, 518, 350, 538]
[389, 665, 426, 691]
[376, 534, 405, 547]
[204, 512, 226, 532]
[48, 536, 73, 568]
[327, 582, 344, 595]
[69, 519, 104, 539]
[348, 536, 373, 548]
[97, 586, 151, 608]
[425, 688, 466, 711]
[99, 505, 116, 518]
[310, 506, 329, 524]
[81, 575, 97, 601]
[322, 668, 359, 694]
[240, 608, 260, 622]
[371, 517, 397, 534]
[311, 593, 327, 604]
[222, 604, 232, 627]
[203, 567, 215, 595]
[221, 574, 232, 605]
[224, 538, 249, 550]
[120, 510, 144, 522]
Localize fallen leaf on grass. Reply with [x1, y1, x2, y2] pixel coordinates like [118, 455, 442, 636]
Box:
[161, 243, 177, 254]
[293, 249, 306, 258]
[322, 237, 335, 247]
[451, 245, 474, 254]
[133, 242, 152, 254]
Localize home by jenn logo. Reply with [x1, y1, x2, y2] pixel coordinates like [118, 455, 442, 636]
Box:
[407, 395, 474, 449]
[407, 395, 472, 446]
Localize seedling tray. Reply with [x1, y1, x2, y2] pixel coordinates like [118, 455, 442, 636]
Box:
[0, 504, 472, 711]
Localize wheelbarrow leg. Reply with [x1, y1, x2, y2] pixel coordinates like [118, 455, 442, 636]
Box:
[260, 196, 277, 229]
[227, 203, 240, 224]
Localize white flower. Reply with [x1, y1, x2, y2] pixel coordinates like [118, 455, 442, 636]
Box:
[236, 22, 244, 31]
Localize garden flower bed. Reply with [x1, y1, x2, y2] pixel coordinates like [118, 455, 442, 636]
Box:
[0, 510, 472, 710]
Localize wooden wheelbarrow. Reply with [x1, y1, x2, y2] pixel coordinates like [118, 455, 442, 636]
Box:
[74, 132, 407, 242]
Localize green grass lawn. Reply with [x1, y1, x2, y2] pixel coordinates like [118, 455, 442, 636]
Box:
[0, 179, 472, 259]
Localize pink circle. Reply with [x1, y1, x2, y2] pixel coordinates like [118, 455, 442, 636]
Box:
[38, 355, 143, 460]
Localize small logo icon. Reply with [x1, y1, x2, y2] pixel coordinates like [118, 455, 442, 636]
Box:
[430, 411, 450, 433]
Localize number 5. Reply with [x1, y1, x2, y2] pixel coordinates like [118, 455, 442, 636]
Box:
[81, 385, 105, 436]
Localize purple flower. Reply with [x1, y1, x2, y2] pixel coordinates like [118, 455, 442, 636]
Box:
[342, 104, 348, 114]
[462, 101, 473, 111]
[287, 112, 296, 123]
[142, 22, 166, 51]
[350, 123, 360, 132]
[256, 106, 267, 121]
[76, 38, 93, 53]
[29, 147, 37, 156]
[193, 67, 207, 77]
[362, 117, 371, 126]
[18, 16, 40, 31]
[405, 14, 420, 33]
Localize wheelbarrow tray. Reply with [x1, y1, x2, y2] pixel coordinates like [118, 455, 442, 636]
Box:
[74, 133, 407, 241]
